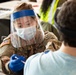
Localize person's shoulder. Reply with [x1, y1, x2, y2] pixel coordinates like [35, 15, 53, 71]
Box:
[44, 31, 61, 51]
[44, 31, 58, 40]
[0, 34, 11, 48]
[25, 51, 52, 67]
[25, 53, 42, 65]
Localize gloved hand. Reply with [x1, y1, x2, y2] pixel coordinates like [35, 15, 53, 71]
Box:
[9, 54, 26, 72]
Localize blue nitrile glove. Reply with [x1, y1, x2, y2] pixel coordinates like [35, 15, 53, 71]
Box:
[9, 54, 26, 72]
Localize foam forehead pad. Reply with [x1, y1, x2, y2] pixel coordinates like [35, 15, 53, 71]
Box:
[11, 9, 35, 21]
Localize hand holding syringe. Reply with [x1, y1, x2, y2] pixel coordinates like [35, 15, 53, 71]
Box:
[9, 54, 26, 72]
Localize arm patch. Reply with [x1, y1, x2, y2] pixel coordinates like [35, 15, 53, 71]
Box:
[0, 39, 11, 48]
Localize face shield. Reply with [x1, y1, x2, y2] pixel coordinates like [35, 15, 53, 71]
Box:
[11, 9, 44, 48]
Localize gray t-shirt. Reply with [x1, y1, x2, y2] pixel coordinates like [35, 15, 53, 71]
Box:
[24, 50, 76, 75]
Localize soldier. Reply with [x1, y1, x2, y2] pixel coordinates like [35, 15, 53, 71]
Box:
[0, 2, 61, 75]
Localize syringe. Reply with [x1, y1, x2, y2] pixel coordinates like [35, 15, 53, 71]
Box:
[15, 56, 25, 64]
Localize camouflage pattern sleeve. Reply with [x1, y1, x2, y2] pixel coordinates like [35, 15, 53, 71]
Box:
[43, 31, 61, 51]
[0, 36, 15, 74]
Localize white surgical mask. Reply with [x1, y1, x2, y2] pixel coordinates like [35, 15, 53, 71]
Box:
[16, 26, 36, 40]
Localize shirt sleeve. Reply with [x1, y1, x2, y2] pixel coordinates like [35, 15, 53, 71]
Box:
[24, 50, 51, 75]
[24, 52, 43, 75]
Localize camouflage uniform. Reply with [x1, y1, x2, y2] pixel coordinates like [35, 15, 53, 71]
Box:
[0, 31, 61, 75]
[41, 21, 60, 39]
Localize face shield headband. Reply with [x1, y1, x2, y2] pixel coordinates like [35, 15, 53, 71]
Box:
[11, 9, 35, 21]
[54, 8, 76, 38]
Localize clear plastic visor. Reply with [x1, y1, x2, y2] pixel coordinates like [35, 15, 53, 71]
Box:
[11, 9, 44, 48]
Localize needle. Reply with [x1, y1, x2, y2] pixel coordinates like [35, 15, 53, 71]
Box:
[15, 56, 25, 64]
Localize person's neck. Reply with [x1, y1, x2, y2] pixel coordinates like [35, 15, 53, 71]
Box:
[59, 43, 76, 56]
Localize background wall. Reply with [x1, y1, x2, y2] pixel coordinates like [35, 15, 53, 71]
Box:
[0, 19, 10, 43]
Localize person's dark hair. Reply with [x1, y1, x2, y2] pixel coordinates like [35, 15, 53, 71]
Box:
[41, 0, 53, 14]
[56, 1, 76, 47]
